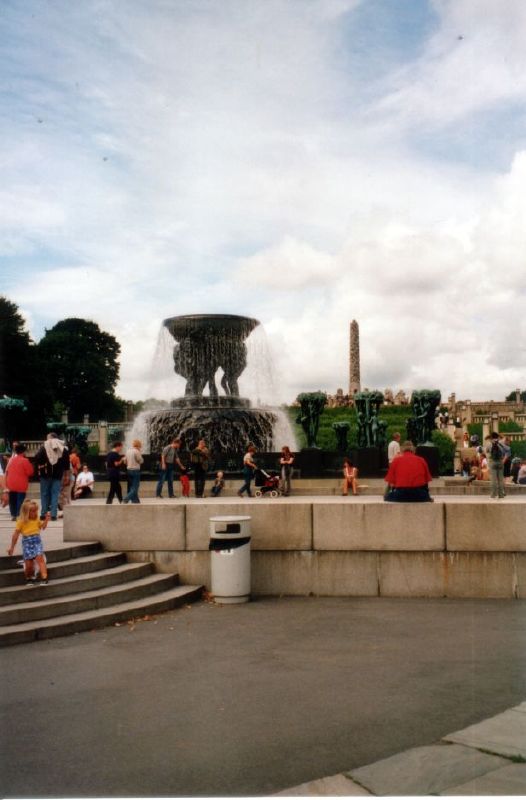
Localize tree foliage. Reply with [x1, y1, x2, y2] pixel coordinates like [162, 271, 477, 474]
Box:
[37, 318, 122, 420]
[0, 296, 32, 397]
[431, 430, 456, 475]
[0, 296, 53, 437]
[506, 389, 526, 403]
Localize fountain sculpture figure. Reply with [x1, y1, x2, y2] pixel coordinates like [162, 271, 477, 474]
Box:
[147, 315, 279, 455]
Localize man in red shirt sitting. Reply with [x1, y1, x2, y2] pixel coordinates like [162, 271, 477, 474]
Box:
[384, 441, 433, 502]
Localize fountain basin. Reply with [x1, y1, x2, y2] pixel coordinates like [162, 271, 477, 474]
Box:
[164, 314, 259, 341]
[148, 406, 276, 455]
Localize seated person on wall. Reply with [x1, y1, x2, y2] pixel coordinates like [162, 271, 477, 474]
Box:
[510, 457, 521, 484]
[74, 464, 95, 499]
[479, 451, 490, 481]
[384, 441, 433, 503]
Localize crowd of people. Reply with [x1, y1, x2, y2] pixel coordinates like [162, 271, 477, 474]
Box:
[115, 439, 296, 503]
[0, 434, 299, 517]
[1, 427, 524, 514]
[2, 426, 524, 585]
[458, 432, 526, 497]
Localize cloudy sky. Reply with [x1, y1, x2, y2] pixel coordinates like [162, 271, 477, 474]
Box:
[2, 0, 526, 405]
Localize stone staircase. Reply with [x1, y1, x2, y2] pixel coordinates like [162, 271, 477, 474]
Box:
[0, 542, 202, 646]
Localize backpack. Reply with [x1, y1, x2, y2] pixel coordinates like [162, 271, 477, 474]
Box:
[490, 440, 502, 461]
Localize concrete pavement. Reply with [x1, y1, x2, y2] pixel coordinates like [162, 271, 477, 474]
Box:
[1, 592, 526, 795]
[279, 702, 526, 795]
[1, 506, 525, 796]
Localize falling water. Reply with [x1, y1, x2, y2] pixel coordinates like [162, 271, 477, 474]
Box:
[124, 410, 151, 452]
[127, 314, 297, 454]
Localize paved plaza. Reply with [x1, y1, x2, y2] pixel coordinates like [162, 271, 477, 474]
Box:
[1, 507, 525, 796]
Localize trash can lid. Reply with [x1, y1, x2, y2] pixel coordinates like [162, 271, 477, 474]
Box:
[209, 515, 251, 523]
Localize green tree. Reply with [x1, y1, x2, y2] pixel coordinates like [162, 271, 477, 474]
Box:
[506, 389, 526, 403]
[0, 296, 53, 438]
[431, 430, 456, 475]
[0, 296, 32, 397]
[37, 318, 122, 421]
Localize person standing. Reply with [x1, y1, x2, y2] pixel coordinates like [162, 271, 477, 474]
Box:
[177, 453, 191, 498]
[0, 458, 6, 508]
[69, 447, 81, 499]
[279, 446, 294, 497]
[238, 444, 257, 498]
[5, 444, 34, 520]
[106, 442, 125, 504]
[123, 439, 143, 504]
[484, 432, 506, 499]
[501, 436, 512, 479]
[191, 439, 209, 498]
[156, 437, 181, 499]
[7, 499, 50, 585]
[388, 432, 401, 463]
[57, 465, 72, 519]
[34, 432, 70, 520]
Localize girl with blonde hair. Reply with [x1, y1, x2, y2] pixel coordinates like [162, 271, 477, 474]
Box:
[7, 499, 50, 585]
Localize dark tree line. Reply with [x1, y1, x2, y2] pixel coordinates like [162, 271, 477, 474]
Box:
[506, 389, 526, 403]
[0, 296, 126, 442]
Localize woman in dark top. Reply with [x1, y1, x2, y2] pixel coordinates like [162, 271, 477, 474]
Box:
[191, 439, 209, 498]
[106, 442, 125, 504]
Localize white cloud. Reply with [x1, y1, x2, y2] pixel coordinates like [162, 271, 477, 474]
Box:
[369, 0, 526, 130]
[3, 0, 526, 408]
[237, 237, 337, 289]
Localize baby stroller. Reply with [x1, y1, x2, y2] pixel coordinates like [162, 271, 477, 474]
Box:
[254, 468, 281, 498]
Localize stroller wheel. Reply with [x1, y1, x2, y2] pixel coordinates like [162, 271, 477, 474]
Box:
[270, 490, 279, 498]
[255, 490, 262, 498]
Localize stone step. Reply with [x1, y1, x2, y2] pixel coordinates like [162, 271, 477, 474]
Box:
[0, 584, 203, 646]
[0, 541, 102, 572]
[0, 551, 127, 588]
[0, 572, 181, 625]
[0, 561, 154, 606]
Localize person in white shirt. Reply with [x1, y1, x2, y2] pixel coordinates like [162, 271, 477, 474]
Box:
[123, 439, 144, 504]
[74, 464, 95, 499]
[388, 433, 401, 463]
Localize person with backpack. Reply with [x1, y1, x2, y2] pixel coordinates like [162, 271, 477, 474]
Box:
[34, 432, 71, 520]
[484, 432, 506, 499]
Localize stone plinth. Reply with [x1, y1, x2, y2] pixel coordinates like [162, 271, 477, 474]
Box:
[63, 499, 526, 598]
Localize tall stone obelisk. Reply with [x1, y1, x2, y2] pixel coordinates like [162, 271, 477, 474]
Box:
[349, 320, 361, 398]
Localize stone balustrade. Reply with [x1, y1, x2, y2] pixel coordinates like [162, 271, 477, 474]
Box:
[63, 499, 526, 599]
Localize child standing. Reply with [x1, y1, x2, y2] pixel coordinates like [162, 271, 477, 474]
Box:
[7, 499, 50, 585]
[211, 471, 225, 497]
[178, 461, 191, 498]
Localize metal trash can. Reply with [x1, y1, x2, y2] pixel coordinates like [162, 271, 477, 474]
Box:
[209, 515, 251, 604]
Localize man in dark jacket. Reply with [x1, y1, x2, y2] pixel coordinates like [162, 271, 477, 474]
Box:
[35, 432, 71, 520]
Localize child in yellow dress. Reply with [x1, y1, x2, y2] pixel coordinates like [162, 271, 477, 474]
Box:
[7, 499, 50, 585]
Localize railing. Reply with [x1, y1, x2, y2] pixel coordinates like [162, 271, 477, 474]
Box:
[19, 422, 134, 456]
